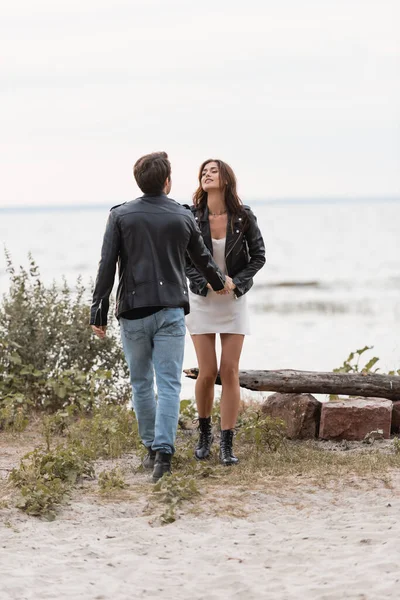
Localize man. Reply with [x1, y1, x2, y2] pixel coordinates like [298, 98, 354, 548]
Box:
[90, 152, 232, 482]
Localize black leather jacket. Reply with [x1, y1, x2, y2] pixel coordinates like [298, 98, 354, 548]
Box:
[185, 204, 266, 298]
[90, 194, 226, 326]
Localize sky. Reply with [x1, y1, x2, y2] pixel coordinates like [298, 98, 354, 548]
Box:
[1, 0, 399, 207]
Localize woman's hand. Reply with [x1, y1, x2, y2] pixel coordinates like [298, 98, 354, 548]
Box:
[216, 276, 236, 295]
[207, 277, 236, 294]
[207, 281, 228, 294]
[225, 276, 236, 291]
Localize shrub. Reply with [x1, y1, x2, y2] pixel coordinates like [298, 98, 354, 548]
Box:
[237, 410, 286, 452]
[67, 404, 140, 459]
[98, 467, 128, 493]
[0, 253, 130, 415]
[334, 345, 400, 376]
[11, 445, 94, 487]
[0, 393, 31, 431]
[14, 478, 68, 520]
[42, 409, 76, 449]
[179, 399, 197, 422]
[10, 444, 95, 519]
[153, 472, 200, 524]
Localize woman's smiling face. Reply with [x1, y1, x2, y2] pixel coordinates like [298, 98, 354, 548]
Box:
[201, 161, 221, 192]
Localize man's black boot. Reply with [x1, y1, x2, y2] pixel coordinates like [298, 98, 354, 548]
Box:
[195, 417, 214, 460]
[142, 447, 156, 470]
[152, 451, 172, 482]
[219, 429, 239, 466]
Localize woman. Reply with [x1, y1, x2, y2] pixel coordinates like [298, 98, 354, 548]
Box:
[186, 159, 266, 465]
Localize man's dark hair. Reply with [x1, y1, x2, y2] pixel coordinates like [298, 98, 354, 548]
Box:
[133, 152, 171, 194]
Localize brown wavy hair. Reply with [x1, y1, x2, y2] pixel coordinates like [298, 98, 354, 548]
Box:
[193, 159, 245, 222]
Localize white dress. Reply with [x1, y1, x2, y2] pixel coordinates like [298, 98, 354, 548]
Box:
[186, 237, 251, 335]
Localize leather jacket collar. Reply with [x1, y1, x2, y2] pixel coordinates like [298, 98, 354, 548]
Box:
[192, 204, 246, 273]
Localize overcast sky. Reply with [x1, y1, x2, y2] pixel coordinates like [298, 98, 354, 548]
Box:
[1, 0, 399, 207]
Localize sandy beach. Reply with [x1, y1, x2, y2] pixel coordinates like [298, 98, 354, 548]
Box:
[1, 441, 400, 600]
[1, 1, 399, 598]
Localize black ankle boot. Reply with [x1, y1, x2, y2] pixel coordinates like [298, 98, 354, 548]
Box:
[152, 451, 172, 482]
[142, 447, 156, 470]
[195, 417, 214, 460]
[219, 429, 239, 466]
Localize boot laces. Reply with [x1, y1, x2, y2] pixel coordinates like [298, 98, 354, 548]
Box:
[198, 428, 212, 448]
[220, 430, 235, 458]
[196, 419, 212, 449]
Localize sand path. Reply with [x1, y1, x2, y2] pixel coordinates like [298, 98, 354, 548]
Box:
[1, 473, 399, 600]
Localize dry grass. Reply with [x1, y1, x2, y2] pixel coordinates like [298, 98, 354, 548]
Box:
[141, 428, 400, 522]
[2, 413, 400, 524]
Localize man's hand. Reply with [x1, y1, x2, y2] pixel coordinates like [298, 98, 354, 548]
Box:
[207, 281, 228, 294]
[91, 325, 107, 339]
[216, 276, 236, 295]
[207, 277, 236, 295]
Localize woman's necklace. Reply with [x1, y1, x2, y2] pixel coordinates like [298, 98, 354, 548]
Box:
[209, 209, 227, 217]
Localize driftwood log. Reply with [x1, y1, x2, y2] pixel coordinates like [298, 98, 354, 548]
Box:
[183, 368, 400, 401]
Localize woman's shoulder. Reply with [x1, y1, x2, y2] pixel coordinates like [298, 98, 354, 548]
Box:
[238, 205, 260, 230]
[241, 204, 257, 219]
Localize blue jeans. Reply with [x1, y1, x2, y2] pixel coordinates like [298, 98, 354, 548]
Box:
[119, 308, 185, 454]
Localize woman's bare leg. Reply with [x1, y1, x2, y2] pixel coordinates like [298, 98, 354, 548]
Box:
[191, 334, 217, 417]
[219, 334, 245, 430]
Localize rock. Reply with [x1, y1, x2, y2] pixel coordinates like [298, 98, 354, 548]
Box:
[392, 401, 400, 434]
[319, 397, 392, 441]
[261, 393, 321, 439]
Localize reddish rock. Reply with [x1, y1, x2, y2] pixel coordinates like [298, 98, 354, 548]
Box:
[319, 397, 392, 441]
[392, 402, 400, 434]
[261, 393, 321, 439]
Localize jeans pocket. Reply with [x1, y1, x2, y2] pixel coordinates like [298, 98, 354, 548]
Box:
[158, 308, 186, 337]
[120, 317, 145, 341]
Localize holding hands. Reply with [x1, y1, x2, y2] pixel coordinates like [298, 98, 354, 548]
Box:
[207, 276, 236, 295]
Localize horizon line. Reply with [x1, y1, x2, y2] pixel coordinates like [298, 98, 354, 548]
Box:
[0, 196, 399, 213]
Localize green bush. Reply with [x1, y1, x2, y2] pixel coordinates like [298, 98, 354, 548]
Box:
[0, 393, 31, 431]
[334, 345, 400, 376]
[42, 409, 76, 449]
[15, 478, 68, 520]
[153, 472, 200, 524]
[179, 399, 197, 422]
[237, 410, 287, 452]
[0, 253, 130, 418]
[10, 404, 137, 518]
[11, 445, 94, 486]
[10, 444, 95, 519]
[98, 467, 128, 493]
[67, 404, 139, 459]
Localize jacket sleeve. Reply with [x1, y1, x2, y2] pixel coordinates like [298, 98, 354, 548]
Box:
[185, 254, 209, 293]
[186, 216, 225, 291]
[90, 210, 121, 326]
[232, 208, 266, 293]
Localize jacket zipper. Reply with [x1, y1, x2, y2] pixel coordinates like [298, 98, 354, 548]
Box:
[225, 223, 245, 300]
[95, 299, 103, 326]
[225, 232, 242, 262]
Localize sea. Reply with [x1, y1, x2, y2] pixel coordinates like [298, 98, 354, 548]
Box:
[1, 199, 399, 400]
